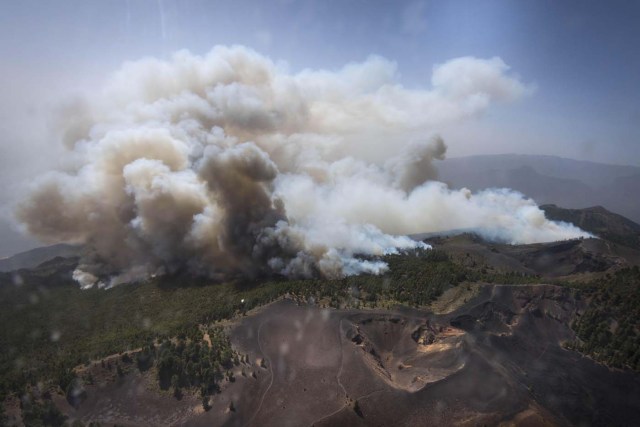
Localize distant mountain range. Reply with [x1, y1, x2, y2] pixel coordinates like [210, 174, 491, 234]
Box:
[0, 243, 81, 273]
[437, 154, 640, 223]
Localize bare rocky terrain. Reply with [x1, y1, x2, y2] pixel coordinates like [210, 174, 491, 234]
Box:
[52, 284, 640, 427]
[201, 289, 640, 427]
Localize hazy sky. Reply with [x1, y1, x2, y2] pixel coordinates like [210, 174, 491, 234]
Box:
[1, 0, 639, 256]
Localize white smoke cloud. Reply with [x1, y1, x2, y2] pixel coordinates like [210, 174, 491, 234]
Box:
[16, 45, 588, 287]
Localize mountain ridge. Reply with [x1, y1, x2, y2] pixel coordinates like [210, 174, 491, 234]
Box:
[438, 154, 640, 223]
[0, 243, 81, 273]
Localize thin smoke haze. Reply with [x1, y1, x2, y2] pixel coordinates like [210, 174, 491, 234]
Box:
[16, 46, 589, 287]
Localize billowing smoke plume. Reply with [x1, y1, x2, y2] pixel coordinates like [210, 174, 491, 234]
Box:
[17, 46, 589, 286]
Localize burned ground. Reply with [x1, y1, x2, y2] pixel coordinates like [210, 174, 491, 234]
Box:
[177, 285, 640, 427]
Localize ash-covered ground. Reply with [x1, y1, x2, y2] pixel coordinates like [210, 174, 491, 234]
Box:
[53, 284, 640, 427]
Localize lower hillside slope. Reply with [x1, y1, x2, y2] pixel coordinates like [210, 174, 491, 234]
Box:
[541, 204, 640, 250]
[3, 209, 640, 426]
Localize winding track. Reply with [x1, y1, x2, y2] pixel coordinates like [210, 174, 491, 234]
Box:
[247, 303, 490, 426]
[243, 318, 274, 427]
[307, 318, 348, 427]
[245, 314, 351, 427]
[335, 319, 348, 397]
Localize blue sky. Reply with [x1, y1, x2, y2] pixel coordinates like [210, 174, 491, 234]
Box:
[1, 0, 639, 255]
[2, 0, 639, 163]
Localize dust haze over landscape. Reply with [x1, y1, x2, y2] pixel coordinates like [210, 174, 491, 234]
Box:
[2, 1, 640, 426]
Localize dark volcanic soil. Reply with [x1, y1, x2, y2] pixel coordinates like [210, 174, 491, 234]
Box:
[56, 283, 640, 426]
[170, 284, 640, 427]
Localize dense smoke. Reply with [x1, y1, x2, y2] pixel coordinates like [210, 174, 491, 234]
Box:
[17, 46, 589, 287]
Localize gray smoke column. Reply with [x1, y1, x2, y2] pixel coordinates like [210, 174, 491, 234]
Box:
[16, 46, 589, 287]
